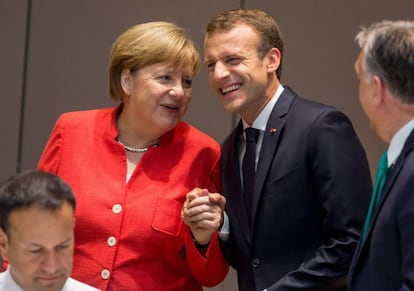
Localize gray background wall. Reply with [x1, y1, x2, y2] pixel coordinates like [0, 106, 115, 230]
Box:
[1, 1, 413, 290]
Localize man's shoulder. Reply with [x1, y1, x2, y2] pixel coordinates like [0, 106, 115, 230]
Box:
[64, 277, 100, 291]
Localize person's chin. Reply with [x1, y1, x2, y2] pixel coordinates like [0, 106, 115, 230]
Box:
[222, 100, 243, 114]
[159, 117, 180, 130]
[35, 275, 66, 290]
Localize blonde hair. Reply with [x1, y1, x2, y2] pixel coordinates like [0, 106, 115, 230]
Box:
[109, 21, 201, 101]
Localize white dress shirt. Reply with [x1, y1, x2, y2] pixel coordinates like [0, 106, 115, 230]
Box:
[387, 118, 414, 167]
[239, 84, 285, 169]
[219, 84, 285, 240]
[0, 267, 100, 291]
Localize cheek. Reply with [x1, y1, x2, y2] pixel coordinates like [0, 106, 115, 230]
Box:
[207, 73, 217, 87]
[4, 244, 19, 263]
[180, 95, 192, 114]
[7, 250, 36, 275]
[358, 93, 367, 112]
[358, 82, 367, 104]
[359, 95, 374, 122]
[58, 249, 74, 268]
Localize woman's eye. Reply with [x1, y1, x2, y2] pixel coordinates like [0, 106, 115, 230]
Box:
[183, 79, 192, 88]
[159, 75, 172, 81]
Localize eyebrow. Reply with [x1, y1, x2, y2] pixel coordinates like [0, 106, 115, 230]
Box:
[28, 237, 72, 248]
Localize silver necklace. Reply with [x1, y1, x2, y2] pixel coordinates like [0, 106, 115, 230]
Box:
[116, 138, 159, 153]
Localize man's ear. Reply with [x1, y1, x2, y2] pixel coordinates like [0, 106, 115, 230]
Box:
[121, 69, 133, 96]
[265, 48, 281, 75]
[0, 228, 9, 261]
[372, 75, 386, 106]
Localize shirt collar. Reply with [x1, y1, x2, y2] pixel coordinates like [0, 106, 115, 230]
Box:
[387, 118, 414, 167]
[1, 266, 73, 291]
[2, 267, 23, 291]
[242, 84, 284, 131]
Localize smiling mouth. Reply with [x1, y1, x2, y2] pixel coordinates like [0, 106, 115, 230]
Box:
[221, 84, 241, 95]
[161, 104, 179, 111]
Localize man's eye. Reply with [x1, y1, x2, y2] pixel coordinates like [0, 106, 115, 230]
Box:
[227, 57, 241, 65]
[57, 244, 70, 251]
[29, 249, 42, 254]
[206, 63, 215, 72]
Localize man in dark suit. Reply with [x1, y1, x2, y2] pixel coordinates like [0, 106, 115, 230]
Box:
[348, 20, 414, 290]
[203, 8, 372, 290]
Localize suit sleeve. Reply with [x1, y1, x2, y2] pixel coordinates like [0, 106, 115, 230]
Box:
[185, 230, 229, 287]
[184, 153, 229, 287]
[397, 158, 414, 291]
[269, 109, 372, 290]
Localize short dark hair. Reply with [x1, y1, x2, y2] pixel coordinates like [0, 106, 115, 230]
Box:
[0, 170, 75, 234]
[205, 8, 284, 79]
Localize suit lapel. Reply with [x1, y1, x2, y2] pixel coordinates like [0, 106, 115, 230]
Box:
[251, 87, 295, 231]
[352, 156, 404, 263]
[352, 129, 414, 266]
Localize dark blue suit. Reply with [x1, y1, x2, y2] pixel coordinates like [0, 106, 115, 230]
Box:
[221, 87, 372, 291]
[348, 130, 414, 291]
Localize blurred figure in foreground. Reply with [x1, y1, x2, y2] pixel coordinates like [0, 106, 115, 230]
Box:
[0, 170, 99, 291]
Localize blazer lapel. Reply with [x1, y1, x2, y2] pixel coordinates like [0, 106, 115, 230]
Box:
[352, 129, 414, 264]
[251, 87, 295, 230]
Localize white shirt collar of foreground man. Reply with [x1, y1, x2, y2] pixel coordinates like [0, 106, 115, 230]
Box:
[0, 267, 100, 291]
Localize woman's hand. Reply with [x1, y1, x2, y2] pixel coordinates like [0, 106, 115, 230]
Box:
[181, 187, 226, 245]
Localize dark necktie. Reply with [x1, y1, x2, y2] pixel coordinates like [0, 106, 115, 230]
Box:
[243, 127, 260, 225]
[361, 151, 390, 241]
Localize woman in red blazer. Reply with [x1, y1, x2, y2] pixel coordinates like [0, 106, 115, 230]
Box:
[37, 21, 228, 291]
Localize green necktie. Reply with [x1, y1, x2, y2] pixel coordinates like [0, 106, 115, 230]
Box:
[361, 151, 390, 241]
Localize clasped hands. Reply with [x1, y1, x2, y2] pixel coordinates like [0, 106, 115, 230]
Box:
[181, 187, 226, 246]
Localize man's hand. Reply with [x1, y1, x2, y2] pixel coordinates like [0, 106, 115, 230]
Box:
[181, 187, 226, 245]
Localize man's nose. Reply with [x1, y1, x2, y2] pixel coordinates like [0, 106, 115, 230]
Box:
[213, 61, 230, 79]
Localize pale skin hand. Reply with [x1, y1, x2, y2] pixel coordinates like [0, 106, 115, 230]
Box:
[181, 188, 226, 245]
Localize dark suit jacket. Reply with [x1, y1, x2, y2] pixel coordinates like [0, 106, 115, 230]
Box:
[221, 87, 372, 291]
[348, 129, 414, 291]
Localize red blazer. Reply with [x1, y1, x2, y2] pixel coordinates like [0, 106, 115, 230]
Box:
[37, 105, 229, 291]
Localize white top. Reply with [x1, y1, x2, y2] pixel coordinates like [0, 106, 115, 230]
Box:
[0, 267, 100, 291]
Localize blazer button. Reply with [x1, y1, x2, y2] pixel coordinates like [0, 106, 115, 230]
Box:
[251, 258, 261, 268]
[101, 269, 110, 280]
[107, 236, 116, 247]
[112, 204, 122, 214]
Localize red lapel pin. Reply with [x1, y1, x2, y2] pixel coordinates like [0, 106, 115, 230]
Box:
[270, 128, 277, 133]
